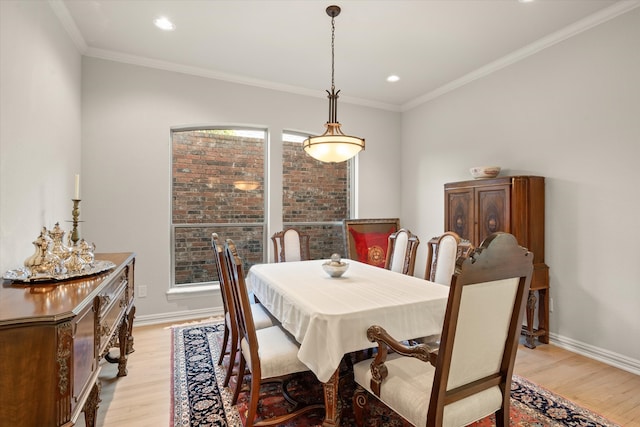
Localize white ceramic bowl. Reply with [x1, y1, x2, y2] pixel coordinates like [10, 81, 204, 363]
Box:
[322, 261, 349, 278]
[469, 166, 501, 179]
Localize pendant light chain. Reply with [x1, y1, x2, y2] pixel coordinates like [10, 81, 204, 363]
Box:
[331, 14, 336, 93]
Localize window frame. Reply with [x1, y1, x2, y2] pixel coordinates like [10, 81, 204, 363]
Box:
[168, 126, 356, 295]
[169, 125, 268, 293]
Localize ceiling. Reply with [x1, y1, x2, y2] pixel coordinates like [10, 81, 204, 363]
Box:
[55, 0, 634, 111]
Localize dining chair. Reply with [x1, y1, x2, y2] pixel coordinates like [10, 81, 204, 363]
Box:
[211, 233, 275, 390]
[223, 238, 324, 426]
[352, 232, 533, 427]
[271, 227, 311, 262]
[384, 228, 420, 276]
[424, 231, 473, 285]
[416, 232, 473, 346]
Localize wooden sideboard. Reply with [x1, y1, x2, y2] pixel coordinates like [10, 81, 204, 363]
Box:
[444, 176, 549, 348]
[0, 252, 136, 427]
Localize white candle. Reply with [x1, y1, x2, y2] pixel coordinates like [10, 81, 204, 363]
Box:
[74, 174, 80, 199]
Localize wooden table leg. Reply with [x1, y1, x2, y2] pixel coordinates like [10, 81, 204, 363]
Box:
[322, 369, 340, 427]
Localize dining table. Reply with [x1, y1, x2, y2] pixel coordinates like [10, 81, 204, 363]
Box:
[246, 258, 450, 427]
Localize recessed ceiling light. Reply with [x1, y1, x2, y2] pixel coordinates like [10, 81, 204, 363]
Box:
[518, 0, 535, 3]
[154, 17, 175, 31]
[386, 75, 400, 83]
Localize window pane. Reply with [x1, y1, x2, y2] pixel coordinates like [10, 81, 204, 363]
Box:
[174, 225, 264, 285]
[294, 224, 345, 260]
[173, 129, 265, 224]
[282, 131, 350, 260]
[172, 129, 265, 287]
[282, 133, 349, 223]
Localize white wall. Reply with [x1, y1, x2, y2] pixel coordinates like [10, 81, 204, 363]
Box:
[0, 1, 82, 272]
[81, 58, 401, 319]
[402, 8, 640, 364]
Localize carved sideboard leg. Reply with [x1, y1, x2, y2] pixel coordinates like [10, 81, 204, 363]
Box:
[83, 381, 101, 427]
[117, 315, 129, 377]
[126, 304, 136, 354]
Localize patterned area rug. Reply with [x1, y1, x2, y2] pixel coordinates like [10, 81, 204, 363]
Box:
[171, 322, 620, 427]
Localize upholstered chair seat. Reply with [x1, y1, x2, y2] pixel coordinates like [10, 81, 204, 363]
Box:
[249, 303, 276, 330]
[240, 326, 309, 379]
[353, 352, 503, 426]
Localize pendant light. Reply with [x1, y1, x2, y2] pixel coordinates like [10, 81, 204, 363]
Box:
[303, 5, 365, 163]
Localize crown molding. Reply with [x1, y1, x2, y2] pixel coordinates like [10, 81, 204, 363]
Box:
[84, 46, 402, 113]
[402, 0, 640, 112]
[48, 0, 87, 53]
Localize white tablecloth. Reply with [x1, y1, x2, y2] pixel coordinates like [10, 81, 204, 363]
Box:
[246, 259, 450, 383]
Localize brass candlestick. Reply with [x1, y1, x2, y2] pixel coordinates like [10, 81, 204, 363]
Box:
[71, 199, 81, 245]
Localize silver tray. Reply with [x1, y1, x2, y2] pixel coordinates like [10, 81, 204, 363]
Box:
[3, 260, 116, 283]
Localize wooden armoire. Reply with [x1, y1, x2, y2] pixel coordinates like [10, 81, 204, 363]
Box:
[444, 175, 549, 348]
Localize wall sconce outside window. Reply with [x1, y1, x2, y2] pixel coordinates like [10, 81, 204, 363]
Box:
[233, 180, 260, 191]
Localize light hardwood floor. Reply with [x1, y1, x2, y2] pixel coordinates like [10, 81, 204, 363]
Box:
[79, 321, 640, 427]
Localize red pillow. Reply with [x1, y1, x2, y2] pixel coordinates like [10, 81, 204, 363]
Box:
[349, 227, 395, 267]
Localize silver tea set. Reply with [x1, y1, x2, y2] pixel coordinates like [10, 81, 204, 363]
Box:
[23, 222, 96, 277]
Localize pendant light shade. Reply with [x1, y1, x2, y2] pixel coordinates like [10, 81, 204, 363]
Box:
[304, 123, 364, 163]
[303, 5, 365, 163]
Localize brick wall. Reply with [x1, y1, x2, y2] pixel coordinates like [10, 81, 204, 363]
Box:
[282, 140, 349, 223]
[174, 225, 263, 285]
[173, 131, 264, 224]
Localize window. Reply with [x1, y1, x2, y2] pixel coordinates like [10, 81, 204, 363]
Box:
[171, 128, 265, 287]
[170, 128, 352, 290]
[282, 131, 350, 259]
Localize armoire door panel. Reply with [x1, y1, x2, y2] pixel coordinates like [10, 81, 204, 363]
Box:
[445, 189, 473, 242]
[475, 185, 510, 245]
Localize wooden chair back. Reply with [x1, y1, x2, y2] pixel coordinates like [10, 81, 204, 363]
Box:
[212, 233, 236, 330]
[223, 238, 324, 426]
[384, 228, 420, 275]
[424, 231, 473, 285]
[212, 232, 247, 389]
[428, 232, 533, 425]
[213, 233, 275, 393]
[223, 239, 260, 378]
[271, 228, 311, 262]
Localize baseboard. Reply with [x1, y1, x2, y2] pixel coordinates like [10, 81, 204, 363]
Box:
[132, 309, 640, 376]
[549, 332, 640, 376]
[133, 307, 224, 327]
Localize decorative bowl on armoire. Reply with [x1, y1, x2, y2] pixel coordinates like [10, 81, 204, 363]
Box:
[469, 166, 501, 179]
